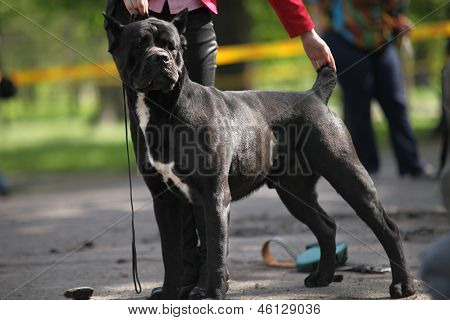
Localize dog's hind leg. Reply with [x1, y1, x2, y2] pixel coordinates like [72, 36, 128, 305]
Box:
[308, 117, 415, 298]
[275, 174, 337, 287]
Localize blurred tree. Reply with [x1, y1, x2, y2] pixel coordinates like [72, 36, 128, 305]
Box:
[0, 0, 448, 121]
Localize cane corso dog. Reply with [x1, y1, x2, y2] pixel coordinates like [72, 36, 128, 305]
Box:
[104, 11, 415, 300]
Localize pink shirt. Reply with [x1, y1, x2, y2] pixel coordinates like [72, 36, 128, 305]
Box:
[148, 1, 313, 37]
[149, 0, 210, 14]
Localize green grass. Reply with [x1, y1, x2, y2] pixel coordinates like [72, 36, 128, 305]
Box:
[0, 120, 134, 173]
[0, 69, 441, 174]
[0, 113, 439, 174]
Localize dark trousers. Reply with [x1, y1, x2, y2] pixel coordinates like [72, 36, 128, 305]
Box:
[323, 31, 423, 175]
[105, 0, 217, 287]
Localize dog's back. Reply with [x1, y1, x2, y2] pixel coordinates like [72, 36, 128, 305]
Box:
[203, 66, 337, 127]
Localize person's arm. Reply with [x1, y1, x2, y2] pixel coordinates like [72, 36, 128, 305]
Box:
[268, 0, 314, 38]
[268, 0, 336, 71]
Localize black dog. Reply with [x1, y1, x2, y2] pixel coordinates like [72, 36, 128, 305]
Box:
[104, 11, 415, 300]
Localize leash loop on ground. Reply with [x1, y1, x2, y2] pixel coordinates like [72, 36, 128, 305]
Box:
[261, 238, 300, 268]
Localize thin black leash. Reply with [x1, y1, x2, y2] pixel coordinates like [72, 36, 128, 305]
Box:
[121, 12, 151, 296]
[122, 84, 142, 294]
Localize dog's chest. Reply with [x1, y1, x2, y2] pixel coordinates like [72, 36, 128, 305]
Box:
[135, 93, 192, 202]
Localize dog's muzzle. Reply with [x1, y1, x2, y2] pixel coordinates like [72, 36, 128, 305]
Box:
[135, 49, 179, 93]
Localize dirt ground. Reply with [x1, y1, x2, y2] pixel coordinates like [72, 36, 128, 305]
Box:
[0, 140, 448, 300]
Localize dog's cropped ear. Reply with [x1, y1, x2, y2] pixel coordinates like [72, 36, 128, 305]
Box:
[171, 9, 188, 35]
[103, 12, 124, 53]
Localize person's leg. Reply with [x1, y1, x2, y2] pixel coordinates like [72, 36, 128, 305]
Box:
[183, 9, 217, 86]
[373, 44, 424, 175]
[323, 32, 379, 174]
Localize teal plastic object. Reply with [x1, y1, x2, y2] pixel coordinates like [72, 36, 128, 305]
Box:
[296, 242, 348, 273]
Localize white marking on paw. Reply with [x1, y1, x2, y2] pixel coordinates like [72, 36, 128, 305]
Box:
[135, 93, 192, 202]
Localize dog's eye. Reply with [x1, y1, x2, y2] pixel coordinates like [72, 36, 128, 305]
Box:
[135, 36, 148, 49]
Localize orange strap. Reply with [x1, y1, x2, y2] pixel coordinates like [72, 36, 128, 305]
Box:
[261, 238, 299, 268]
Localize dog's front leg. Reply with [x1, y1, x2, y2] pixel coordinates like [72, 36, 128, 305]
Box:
[202, 183, 231, 299]
[151, 194, 184, 299]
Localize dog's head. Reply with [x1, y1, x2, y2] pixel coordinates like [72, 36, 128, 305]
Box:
[104, 11, 188, 93]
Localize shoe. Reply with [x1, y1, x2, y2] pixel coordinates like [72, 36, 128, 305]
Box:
[402, 164, 437, 181]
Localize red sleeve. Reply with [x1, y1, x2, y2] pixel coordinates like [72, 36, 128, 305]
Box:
[268, 0, 315, 38]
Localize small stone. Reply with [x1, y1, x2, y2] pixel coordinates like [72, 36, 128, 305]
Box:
[49, 248, 60, 254]
[64, 287, 94, 300]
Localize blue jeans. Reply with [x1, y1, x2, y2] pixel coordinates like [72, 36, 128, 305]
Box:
[323, 31, 424, 175]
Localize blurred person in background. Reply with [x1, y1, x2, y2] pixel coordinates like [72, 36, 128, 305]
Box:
[105, 0, 336, 299]
[421, 233, 450, 299]
[309, 0, 434, 178]
[0, 65, 17, 196]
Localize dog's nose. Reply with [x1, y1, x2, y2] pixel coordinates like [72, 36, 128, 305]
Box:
[151, 53, 170, 64]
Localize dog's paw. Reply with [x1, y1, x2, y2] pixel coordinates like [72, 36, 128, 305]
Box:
[304, 271, 334, 288]
[179, 284, 196, 300]
[389, 281, 416, 299]
[146, 286, 179, 300]
[146, 287, 164, 300]
[188, 286, 207, 300]
[206, 281, 229, 300]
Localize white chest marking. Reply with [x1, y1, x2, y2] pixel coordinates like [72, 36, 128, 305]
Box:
[135, 93, 192, 202]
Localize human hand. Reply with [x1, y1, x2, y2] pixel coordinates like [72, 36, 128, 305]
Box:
[123, 0, 149, 16]
[301, 29, 336, 72]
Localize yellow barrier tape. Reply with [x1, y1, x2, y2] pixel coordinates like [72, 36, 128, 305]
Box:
[410, 20, 450, 41]
[9, 20, 450, 86]
[11, 62, 119, 86]
[217, 40, 304, 66]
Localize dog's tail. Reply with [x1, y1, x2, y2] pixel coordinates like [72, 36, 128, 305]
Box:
[311, 65, 337, 105]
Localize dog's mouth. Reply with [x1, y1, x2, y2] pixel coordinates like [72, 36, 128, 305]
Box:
[136, 61, 179, 93]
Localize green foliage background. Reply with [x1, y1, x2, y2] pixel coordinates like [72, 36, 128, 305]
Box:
[0, 0, 448, 173]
